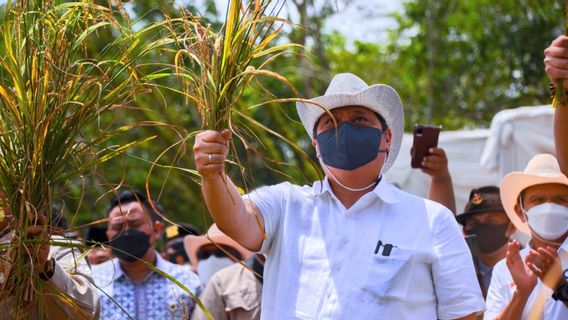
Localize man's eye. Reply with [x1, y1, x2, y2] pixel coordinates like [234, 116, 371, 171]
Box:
[466, 222, 478, 229]
[353, 117, 367, 123]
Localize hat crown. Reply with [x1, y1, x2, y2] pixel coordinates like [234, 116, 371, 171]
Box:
[324, 73, 369, 95]
[524, 153, 562, 177]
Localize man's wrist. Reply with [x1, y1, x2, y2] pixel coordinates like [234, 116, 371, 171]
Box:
[513, 286, 533, 300]
[39, 257, 55, 281]
[549, 82, 568, 106]
[431, 173, 452, 183]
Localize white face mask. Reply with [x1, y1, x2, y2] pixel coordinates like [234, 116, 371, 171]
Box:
[524, 202, 568, 241]
[197, 256, 234, 284]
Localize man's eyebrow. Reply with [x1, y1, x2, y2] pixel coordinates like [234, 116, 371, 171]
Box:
[109, 218, 124, 226]
[527, 194, 543, 200]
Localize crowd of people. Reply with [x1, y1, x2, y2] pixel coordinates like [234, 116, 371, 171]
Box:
[1, 37, 568, 320]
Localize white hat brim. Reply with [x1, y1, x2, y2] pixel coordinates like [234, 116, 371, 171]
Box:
[296, 84, 404, 173]
[183, 234, 252, 270]
[500, 172, 568, 235]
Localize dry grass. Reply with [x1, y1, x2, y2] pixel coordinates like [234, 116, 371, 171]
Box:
[0, 1, 167, 317]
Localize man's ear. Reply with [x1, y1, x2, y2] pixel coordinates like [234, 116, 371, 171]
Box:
[514, 203, 526, 223]
[384, 128, 392, 150]
[153, 220, 164, 236]
[313, 139, 322, 158]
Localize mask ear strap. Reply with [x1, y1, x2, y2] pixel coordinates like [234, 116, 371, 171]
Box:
[518, 195, 526, 216]
[379, 149, 389, 164]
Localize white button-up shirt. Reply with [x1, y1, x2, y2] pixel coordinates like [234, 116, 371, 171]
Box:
[246, 178, 484, 320]
[484, 239, 568, 320]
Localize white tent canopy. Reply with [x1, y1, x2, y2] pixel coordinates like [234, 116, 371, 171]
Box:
[384, 105, 555, 213]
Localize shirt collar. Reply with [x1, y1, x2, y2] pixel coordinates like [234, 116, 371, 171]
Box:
[477, 257, 492, 276]
[113, 251, 167, 283]
[311, 175, 399, 204]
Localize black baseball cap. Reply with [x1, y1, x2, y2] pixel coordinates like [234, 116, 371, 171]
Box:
[456, 186, 506, 225]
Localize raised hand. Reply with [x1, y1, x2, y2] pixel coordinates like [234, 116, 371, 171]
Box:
[526, 246, 564, 291]
[421, 147, 450, 181]
[544, 35, 568, 91]
[193, 129, 231, 181]
[506, 241, 537, 295]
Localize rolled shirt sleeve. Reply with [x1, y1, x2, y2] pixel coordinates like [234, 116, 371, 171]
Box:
[431, 207, 485, 319]
[41, 236, 99, 319]
[244, 182, 289, 254]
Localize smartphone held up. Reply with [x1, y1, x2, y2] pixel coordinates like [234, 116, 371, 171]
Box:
[411, 125, 442, 169]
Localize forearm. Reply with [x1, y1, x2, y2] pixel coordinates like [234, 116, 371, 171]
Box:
[493, 289, 530, 320]
[201, 174, 263, 251]
[554, 106, 568, 176]
[428, 175, 456, 214]
[40, 261, 99, 319]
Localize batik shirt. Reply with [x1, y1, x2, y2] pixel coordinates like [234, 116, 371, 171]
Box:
[93, 253, 202, 320]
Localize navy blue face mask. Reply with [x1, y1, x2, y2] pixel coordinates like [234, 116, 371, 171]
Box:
[317, 122, 384, 170]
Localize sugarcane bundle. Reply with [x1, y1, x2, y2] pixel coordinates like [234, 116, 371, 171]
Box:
[0, 1, 166, 318]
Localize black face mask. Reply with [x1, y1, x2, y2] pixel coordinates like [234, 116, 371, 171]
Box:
[465, 223, 509, 254]
[108, 229, 151, 262]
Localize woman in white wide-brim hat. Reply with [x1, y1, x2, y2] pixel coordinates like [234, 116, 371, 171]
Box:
[484, 153, 568, 319]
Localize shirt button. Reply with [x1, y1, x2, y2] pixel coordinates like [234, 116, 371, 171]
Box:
[334, 264, 342, 271]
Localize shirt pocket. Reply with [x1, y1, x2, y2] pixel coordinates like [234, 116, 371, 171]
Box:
[165, 298, 191, 320]
[361, 248, 414, 300]
[347, 248, 415, 318]
[224, 289, 260, 312]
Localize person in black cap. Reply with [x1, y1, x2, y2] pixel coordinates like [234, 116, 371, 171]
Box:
[163, 222, 201, 265]
[85, 226, 111, 265]
[457, 186, 516, 297]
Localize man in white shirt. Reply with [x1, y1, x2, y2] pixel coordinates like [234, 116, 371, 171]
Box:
[485, 154, 568, 319]
[193, 73, 485, 319]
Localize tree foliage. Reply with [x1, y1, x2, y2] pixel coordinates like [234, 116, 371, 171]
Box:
[41, 0, 566, 233]
[327, 0, 564, 129]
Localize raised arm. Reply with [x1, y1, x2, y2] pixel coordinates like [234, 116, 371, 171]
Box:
[486, 241, 536, 320]
[544, 35, 568, 175]
[40, 238, 99, 319]
[193, 129, 264, 251]
[421, 147, 457, 214]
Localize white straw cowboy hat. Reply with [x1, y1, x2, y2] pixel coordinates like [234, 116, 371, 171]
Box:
[183, 224, 251, 270]
[500, 153, 568, 235]
[296, 73, 404, 173]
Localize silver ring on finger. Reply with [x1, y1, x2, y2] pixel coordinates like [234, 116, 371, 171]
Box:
[208, 153, 213, 164]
